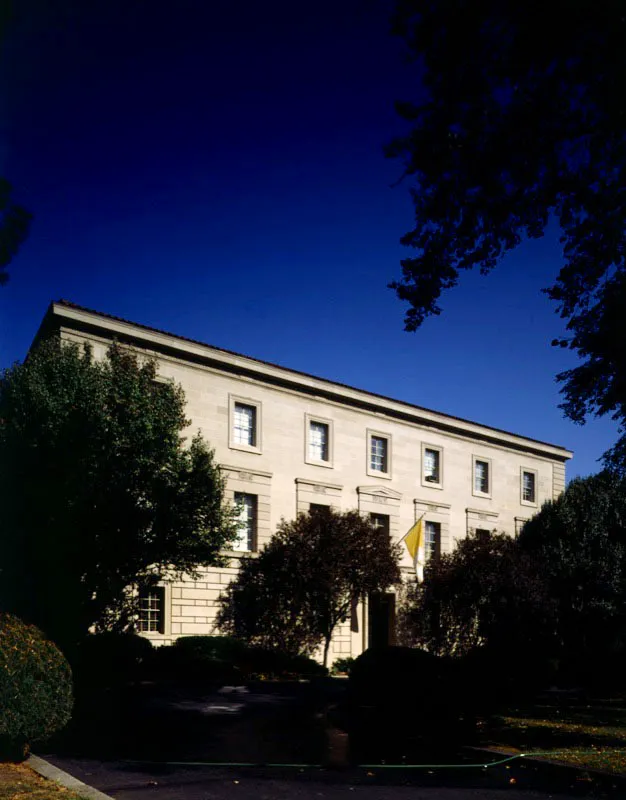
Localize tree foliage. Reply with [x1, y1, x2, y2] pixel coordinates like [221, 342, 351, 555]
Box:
[0, 178, 31, 286]
[0, 338, 237, 649]
[216, 507, 402, 665]
[387, 0, 626, 468]
[518, 471, 626, 681]
[397, 531, 553, 658]
[398, 472, 626, 686]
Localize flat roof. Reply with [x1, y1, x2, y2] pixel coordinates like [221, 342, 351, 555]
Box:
[34, 299, 573, 462]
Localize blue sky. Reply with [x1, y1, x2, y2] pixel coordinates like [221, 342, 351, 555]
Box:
[0, 0, 618, 479]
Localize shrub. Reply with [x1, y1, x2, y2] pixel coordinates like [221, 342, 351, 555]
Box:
[240, 647, 328, 679]
[331, 656, 355, 675]
[345, 646, 472, 747]
[173, 635, 248, 663]
[152, 638, 328, 685]
[71, 632, 154, 688]
[0, 613, 73, 760]
[153, 636, 243, 686]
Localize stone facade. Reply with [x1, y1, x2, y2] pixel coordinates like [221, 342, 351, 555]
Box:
[33, 301, 573, 660]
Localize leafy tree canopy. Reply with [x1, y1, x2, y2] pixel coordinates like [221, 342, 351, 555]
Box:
[0, 338, 237, 649]
[216, 507, 402, 666]
[518, 471, 626, 678]
[387, 0, 626, 468]
[0, 179, 31, 286]
[397, 530, 553, 658]
[398, 472, 626, 687]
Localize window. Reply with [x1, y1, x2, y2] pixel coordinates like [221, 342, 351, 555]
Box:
[304, 414, 334, 467]
[233, 403, 256, 446]
[366, 430, 392, 479]
[522, 469, 537, 504]
[138, 587, 165, 633]
[229, 395, 262, 453]
[371, 436, 387, 472]
[424, 521, 440, 561]
[421, 444, 443, 488]
[234, 492, 257, 551]
[310, 503, 330, 515]
[475, 528, 491, 539]
[423, 448, 440, 483]
[309, 421, 329, 462]
[370, 513, 390, 537]
[473, 457, 491, 496]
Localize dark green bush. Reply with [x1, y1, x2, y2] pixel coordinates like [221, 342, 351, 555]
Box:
[242, 647, 328, 679]
[154, 637, 243, 686]
[0, 613, 73, 760]
[71, 632, 154, 688]
[345, 646, 472, 746]
[153, 637, 327, 685]
[455, 645, 558, 714]
[173, 635, 249, 663]
[331, 656, 355, 675]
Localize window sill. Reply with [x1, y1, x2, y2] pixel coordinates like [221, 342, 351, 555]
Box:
[520, 498, 538, 508]
[228, 442, 262, 455]
[305, 458, 334, 469]
[366, 468, 392, 481]
[421, 479, 443, 490]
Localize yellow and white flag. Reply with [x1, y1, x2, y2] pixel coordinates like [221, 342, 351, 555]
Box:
[403, 515, 426, 582]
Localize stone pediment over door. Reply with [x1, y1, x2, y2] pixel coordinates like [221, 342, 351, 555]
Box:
[357, 485, 402, 501]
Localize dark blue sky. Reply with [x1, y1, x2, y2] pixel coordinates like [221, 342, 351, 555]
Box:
[0, 0, 618, 479]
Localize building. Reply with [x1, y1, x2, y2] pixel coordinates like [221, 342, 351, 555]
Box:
[34, 300, 573, 659]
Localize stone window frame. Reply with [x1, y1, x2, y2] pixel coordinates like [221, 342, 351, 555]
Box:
[137, 582, 171, 639]
[304, 413, 334, 469]
[520, 467, 539, 507]
[228, 393, 262, 455]
[421, 442, 444, 490]
[472, 454, 492, 499]
[366, 429, 392, 480]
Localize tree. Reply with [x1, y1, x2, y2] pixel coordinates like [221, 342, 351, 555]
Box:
[0, 179, 31, 286]
[0, 4, 32, 284]
[0, 338, 237, 649]
[397, 530, 553, 658]
[518, 471, 626, 683]
[387, 0, 626, 469]
[216, 507, 402, 666]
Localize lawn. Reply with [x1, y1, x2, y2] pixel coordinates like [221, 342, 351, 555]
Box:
[483, 694, 626, 775]
[0, 762, 87, 800]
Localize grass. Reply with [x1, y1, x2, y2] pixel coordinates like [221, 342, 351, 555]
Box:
[0, 762, 87, 800]
[483, 695, 626, 775]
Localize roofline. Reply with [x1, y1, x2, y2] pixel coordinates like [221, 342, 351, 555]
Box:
[33, 299, 573, 462]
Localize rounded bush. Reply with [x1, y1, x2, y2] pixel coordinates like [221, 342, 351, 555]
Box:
[345, 646, 471, 749]
[71, 632, 154, 688]
[0, 613, 73, 759]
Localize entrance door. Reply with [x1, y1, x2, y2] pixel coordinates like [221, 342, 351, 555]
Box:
[367, 592, 396, 649]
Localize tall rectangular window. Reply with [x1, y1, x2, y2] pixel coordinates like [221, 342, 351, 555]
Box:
[370, 513, 390, 537]
[522, 470, 536, 503]
[234, 492, 257, 551]
[423, 448, 440, 483]
[138, 587, 165, 633]
[309, 421, 329, 462]
[474, 459, 490, 494]
[370, 436, 388, 473]
[233, 403, 256, 447]
[424, 521, 440, 561]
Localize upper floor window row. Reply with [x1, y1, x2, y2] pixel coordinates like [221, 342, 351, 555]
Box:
[228, 395, 541, 502]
